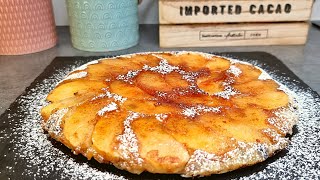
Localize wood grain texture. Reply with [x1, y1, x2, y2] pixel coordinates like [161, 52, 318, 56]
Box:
[159, 22, 309, 47]
[159, 0, 313, 24]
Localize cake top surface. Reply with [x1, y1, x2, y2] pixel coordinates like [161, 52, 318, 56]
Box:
[40, 51, 298, 177]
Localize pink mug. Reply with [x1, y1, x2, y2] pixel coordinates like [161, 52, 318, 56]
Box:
[0, 0, 57, 55]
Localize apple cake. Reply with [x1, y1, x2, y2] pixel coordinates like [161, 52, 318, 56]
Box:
[41, 52, 298, 177]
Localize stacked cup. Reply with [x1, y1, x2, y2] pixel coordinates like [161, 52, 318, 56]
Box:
[66, 0, 139, 52]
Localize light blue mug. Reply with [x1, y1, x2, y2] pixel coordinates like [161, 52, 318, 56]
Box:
[66, 0, 139, 52]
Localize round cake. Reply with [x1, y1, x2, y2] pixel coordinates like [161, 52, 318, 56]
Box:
[41, 52, 298, 177]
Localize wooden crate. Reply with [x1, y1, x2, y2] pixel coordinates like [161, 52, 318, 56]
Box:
[159, 0, 313, 24]
[159, 22, 309, 47]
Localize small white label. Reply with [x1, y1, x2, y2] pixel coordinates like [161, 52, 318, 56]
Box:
[200, 29, 268, 41]
[245, 30, 268, 39]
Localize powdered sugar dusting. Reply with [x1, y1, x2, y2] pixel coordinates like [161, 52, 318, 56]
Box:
[64, 71, 88, 81]
[184, 141, 271, 177]
[97, 102, 118, 116]
[214, 86, 239, 99]
[213, 65, 241, 99]
[258, 68, 272, 80]
[261, 128, 289, 153]
[175, 51, 214, 60]
[117, 70, 141, 84]
[181, 105, 221, 118]
[182, 107, 198, 118]
[92, 89, 127, 104]
[184, 150, 220, 176]
[145, 54, 179, 74]
[43, 108, 68, 138]
[117, 112, 144, 165]
[267, 105, 299, 135]
[155, 114, 168, 122]
[73, 60, 98, 71]
[227, 65, 242, 77]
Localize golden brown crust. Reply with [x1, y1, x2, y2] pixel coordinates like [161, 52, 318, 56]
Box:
[41, 52, 298, 177]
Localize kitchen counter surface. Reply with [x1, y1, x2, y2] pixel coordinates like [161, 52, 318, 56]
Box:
[1, 25, 320, 115]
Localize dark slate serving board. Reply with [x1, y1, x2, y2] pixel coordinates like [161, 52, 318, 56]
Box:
[0, 52, 319, 180]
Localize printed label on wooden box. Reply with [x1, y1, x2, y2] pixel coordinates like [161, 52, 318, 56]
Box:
[159, 0, 313, 24]
[159, 22, 309, 47]
[199, 30, 268, 41]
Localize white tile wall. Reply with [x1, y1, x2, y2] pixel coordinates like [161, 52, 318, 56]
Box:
[53, 0, 319, 25]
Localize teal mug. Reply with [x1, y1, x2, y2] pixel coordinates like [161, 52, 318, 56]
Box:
[66, 0, 139, 52]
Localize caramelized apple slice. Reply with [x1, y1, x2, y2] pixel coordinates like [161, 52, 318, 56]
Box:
[164, 72, 189, 89]
[197, 79, 224, 95]
[129, 54, 161, 67]
[86, 62, 139, 81]
[163, 114, 234, 155]
[157, 53, 208, 71]
[135, 71, 171, 94]
[234, 64, 262, 84]
[232, 91, 289, 110]
[46, 80, 107, 103]
[86, 63, 120, 80]
[226, 107, 270, 130]
[62, 97, 114, 153]
[199, 112, 271, 144]
[123, 99, 178, 114]
[233, 80, 279, 95]
[173, 94, 231, 107]
[205, 57, 231, 72]
[100, 58, 141, 70]
[109, 80, 153, 100]
[132, 117, 189, 173]
[41, 92, 97, 121]
[92, 111, 126, 163]
[254, 91, 289, 110]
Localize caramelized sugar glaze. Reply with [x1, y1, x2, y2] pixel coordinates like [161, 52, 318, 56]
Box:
[41, 52, 298, 177]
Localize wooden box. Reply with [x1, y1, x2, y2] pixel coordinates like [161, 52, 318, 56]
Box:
[159, 0, 313, 47]
[159, 0, 313, 24]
